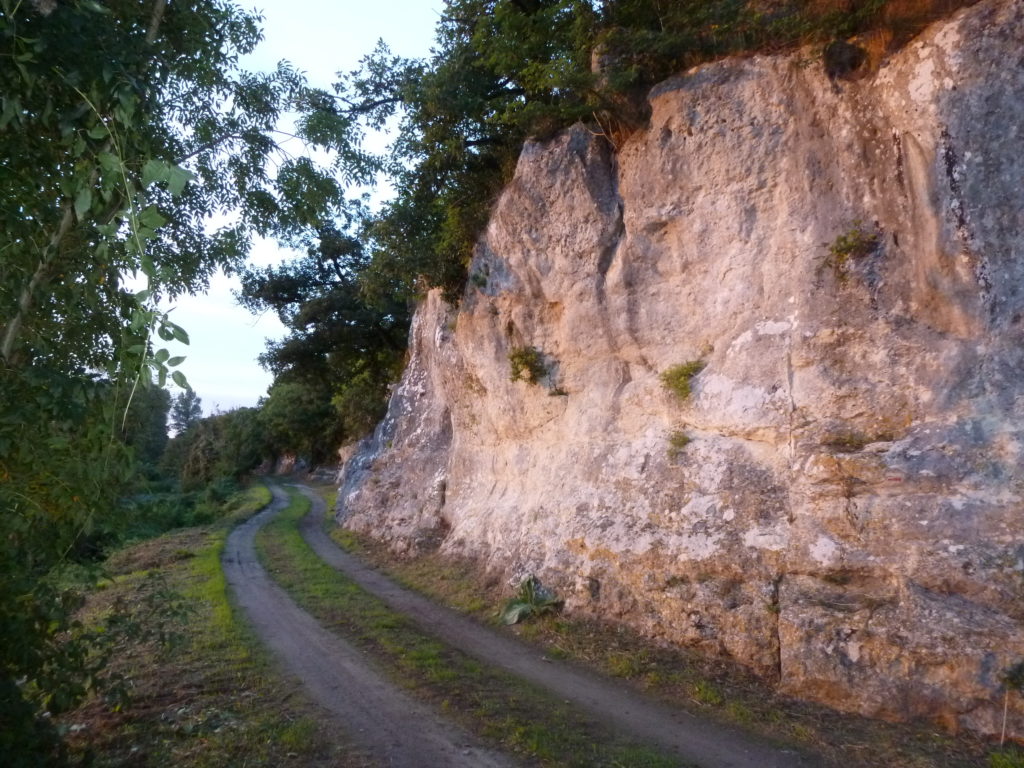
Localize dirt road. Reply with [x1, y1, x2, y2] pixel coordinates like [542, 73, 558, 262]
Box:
[293, 484, 818, 768]
[222, 485, 514, 768]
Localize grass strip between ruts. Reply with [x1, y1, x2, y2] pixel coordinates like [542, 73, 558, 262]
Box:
[255, 487, 690, 768]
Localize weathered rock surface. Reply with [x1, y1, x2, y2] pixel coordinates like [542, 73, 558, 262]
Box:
[337, 0, 1024, 737]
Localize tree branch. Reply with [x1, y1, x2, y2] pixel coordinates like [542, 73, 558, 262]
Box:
[1, 202, 74, 362]
[145, 0, 166, 45]
[3, 0, 167, 364]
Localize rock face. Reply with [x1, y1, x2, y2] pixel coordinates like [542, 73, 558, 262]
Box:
[337, 0, 1024, 737]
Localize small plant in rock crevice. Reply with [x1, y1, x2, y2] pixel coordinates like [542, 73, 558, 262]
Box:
[821, 428, 896, 453]
[508, 346, 548, 384]
[1000, 661, 1024, 746]
[499, 576, 562, 625]
[667, 430, 691, 460]
[660, 360, 706, 400]
[825, 220, 881, 281]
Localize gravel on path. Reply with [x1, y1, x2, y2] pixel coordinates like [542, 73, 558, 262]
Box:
[298, 484, 820, 768]
[223, 485, 516, 768]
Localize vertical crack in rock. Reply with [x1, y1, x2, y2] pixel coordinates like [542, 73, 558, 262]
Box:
[770, 573, 784, 684]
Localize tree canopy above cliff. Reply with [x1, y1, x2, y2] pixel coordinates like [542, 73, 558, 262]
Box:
[240, 0, 974, 435]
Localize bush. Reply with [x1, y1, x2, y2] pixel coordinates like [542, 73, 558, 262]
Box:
[509, 346, 547, 384]
[660, 361, 706, 399]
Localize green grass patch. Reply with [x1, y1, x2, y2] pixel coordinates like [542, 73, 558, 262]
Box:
[326, 526, 997, 768]
[60, 483, 368, 767]
[992, 747, 1024, 768]
[258, 489, 683, 767]
[660, 361, 706, 400]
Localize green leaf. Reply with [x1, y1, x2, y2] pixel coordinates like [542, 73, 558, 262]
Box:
[171, 370, 189, 389]
[158, 367, 167, 388]
[139, 205, 167, 230]
[167, 165, 196, 197]
[499, 602, 535, 625]
[134, 289, 152, 303]
[74, 187, 92, 220]
[169, 324, 190, 345]
[141, 159, 168, 189]
[157, 326, 174, 341]
[0, 97, 21, 129]
[167, 356, 185, 367]
[98, 152, 120, 174]
[154, 348, 169, 364]
[140, 253, 155, 278]
[87, 124, 108, 140]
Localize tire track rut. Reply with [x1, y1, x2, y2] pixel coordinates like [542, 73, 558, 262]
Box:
[295, 484, 818, 768]
[222, 485, 514, 768]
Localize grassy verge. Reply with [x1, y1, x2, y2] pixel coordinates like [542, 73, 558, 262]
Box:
[325, 516, 999, 768]
[60, 483, 371, 768]
[257, 488, 685, 768]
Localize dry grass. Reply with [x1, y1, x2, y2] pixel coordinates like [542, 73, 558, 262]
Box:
[60, 487, 371, 768]
[331, 524, 1000, 768]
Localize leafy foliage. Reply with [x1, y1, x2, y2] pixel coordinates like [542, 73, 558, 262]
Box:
[238, 221, 407, 446]
[259, 379, 345, 464]
[825, 220, 881, 280]
[170, 390, 203, 435]
[667, 429, 691, 460]
[0, 0, 352, 760]
[508, 346, 548, 384]
[170, 408, 267, 491]
[660, 360, 706, 400]
[500, 576, 563, 625]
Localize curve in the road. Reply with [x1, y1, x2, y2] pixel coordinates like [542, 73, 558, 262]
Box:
[222, 485, 515, 768]
[296, 484, 821, 768]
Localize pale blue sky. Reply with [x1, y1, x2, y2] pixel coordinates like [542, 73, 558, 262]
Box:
[163, 1, 441, 414]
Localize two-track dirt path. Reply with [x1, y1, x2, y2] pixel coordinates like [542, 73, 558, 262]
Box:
[222, 485, 514, 768]
[291, 484, 819, 768]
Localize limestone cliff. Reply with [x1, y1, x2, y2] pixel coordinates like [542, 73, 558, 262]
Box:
[337, 0, 1024, 737]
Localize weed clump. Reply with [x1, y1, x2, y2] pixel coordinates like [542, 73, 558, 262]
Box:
[508, 346, 547, 384]
[499, 576, 562, 625]
[821, 429, 895, 453]
[825, 220, 880, 280]
[667, 430, 691, 460]
[660, 360, 705, 400]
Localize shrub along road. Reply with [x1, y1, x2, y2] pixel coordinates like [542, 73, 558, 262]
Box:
[221, 485, 512, 768]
